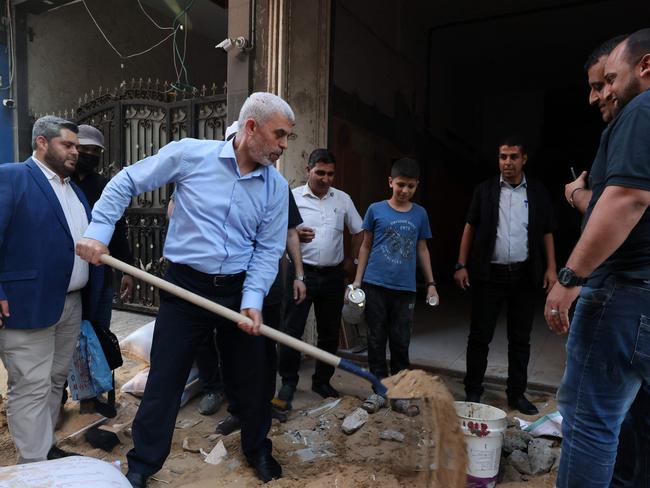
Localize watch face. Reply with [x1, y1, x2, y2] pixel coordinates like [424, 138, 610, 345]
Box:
[558, 267, 585, 286]
[558, 268, 572, 285]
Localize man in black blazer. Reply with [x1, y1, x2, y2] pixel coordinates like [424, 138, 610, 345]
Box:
[453, 138, 557, 414]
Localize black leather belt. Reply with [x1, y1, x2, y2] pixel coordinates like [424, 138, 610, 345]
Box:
[490, 261, 527, 272]
[304, 263, 342, 273]
[171, 262, 245, 286]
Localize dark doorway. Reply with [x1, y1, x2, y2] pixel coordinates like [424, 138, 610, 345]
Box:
[331, 0, 650, 277]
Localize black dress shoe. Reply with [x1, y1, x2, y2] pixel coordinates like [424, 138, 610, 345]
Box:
[465, 392, 481, 403]
[47, 446, 80, 460]
[125, 471, 148, 488]
[311, 382, 339, 399]
[247, 450, 282, 483]
[215, 414, 241, 435]
[80, 398, 117, 418]
[508, 395, 539, 415]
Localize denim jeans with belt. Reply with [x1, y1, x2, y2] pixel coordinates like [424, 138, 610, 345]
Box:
[556, 275, 650, 487]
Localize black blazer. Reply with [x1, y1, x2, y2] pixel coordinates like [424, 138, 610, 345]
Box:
[466, 175, 556, 286]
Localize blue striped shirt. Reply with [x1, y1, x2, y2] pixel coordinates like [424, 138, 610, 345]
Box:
[84, 138, 289, 310]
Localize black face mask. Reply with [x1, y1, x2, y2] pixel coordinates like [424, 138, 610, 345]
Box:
[76, 152, 100, 174]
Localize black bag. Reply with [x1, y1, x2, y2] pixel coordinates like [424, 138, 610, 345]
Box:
[92, 325, 123, 371]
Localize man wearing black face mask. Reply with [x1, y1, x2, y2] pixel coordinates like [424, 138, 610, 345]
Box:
[71, 125, 134, 417]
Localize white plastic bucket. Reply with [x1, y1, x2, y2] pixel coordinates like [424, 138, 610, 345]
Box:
[455, 401, 508, 488]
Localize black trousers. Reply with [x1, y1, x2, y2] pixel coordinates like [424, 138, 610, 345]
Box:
[196, 328, 224, 394]
[126, 263, 273, 476]
[363, 283, 416, 382]
[226, 300, 281, 418]
[278, 263, 344, 388]
[464, 266, 536, 398]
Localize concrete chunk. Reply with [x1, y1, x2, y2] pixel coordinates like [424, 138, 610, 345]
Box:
[508, 449, 533, 475]
[341, 408, 368, 435]
[379, 430, 405, 442]
[528, 438, 556, 474]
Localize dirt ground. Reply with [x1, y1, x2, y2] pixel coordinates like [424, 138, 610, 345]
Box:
[0, 358, 558, 487]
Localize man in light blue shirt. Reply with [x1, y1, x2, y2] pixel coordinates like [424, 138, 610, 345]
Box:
[77, 92, 293, 486]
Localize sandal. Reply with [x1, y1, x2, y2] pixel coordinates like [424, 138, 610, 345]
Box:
[391, 399, 420, 417]
[361, 393, 387, 413]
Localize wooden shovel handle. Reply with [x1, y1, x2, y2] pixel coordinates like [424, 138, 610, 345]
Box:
[99, 254, 342, 368]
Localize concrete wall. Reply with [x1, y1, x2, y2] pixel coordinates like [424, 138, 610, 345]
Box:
[25, 0, 227, 116]
[254, 0, 331, 188]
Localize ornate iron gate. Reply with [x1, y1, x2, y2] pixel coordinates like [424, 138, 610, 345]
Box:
[75, 79, 227, 313]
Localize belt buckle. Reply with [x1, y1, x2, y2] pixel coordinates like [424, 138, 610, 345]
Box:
[213, 274, 229, 286]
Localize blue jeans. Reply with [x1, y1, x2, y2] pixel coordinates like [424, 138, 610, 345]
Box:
[556, 275, 650, 487]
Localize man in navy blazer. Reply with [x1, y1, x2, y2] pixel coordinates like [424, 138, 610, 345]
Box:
[0, 116, 102, 463]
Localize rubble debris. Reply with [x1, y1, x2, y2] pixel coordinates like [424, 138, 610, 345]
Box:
[307, 399, 341, 416]
[500, 462, 524, 483]
[182, 436, 210, 454]
[203, 440, 227, 465]
[292, 442, 336, 462]
[508, 449, 533, 475]
[379, 430, 405, 443]
[175, 418, 201, 430]
[528, 438, 557, 475]
[503, 427, 534, 453]
[341, 408, 369, 435]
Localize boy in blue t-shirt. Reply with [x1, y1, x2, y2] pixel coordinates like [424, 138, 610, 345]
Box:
[349, 158, 438, 413]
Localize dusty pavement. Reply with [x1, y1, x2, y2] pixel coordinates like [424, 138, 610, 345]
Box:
[0, 312, 559, 486]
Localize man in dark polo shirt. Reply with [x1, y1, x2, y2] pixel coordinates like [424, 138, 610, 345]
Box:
[454, 138, 557, 415]
[546, 29, 650, 487]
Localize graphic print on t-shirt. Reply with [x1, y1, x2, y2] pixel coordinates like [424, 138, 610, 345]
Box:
[381, 219, 417, 264]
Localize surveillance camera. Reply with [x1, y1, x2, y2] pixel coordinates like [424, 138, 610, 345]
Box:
[233, 37, 250, 50]
[2, 99, 15, 109]
[215, 38, 234, 52]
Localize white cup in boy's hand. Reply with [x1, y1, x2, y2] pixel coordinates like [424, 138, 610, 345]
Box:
[298, 226, 315, 243]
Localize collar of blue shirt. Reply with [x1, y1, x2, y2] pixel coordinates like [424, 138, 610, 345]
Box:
[218, 138, 266, 180]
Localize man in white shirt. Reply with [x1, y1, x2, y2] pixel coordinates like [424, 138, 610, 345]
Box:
[0, 116, 102, 462]
[275, 148, 363, 409]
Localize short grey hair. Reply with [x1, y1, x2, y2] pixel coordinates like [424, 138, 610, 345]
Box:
[31, 115, 78, 150]
[237, 92, 295, 130]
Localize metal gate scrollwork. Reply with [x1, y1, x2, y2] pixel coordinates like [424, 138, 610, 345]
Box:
[72, 79, 227, 313]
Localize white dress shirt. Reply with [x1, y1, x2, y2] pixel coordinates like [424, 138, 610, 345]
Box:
[491, 174, 529, 265]
[33, 157, 89, 291]
[293, 184, 363, 267]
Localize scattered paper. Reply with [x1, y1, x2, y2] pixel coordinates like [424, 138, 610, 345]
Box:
[515, 411, 563, 438]
[203, 440, 228, 465]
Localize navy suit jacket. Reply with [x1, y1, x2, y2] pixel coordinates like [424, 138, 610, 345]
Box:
[0, 158, 103, 329]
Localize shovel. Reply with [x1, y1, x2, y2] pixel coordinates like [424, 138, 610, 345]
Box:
[100, 255, 387, 396]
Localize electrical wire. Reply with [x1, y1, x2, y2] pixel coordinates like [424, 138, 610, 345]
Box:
[168, 1, 196, 94]
[137, 0, 174, 31]
[81, 0, 196, 93]
[81, 0, 178, 60]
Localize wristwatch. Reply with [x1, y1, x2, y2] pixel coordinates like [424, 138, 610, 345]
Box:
[454, 262, 466, 271]
[294, 275, 305, 281]
[426, 281, 437, 288]
[557, 267, 587, 287]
